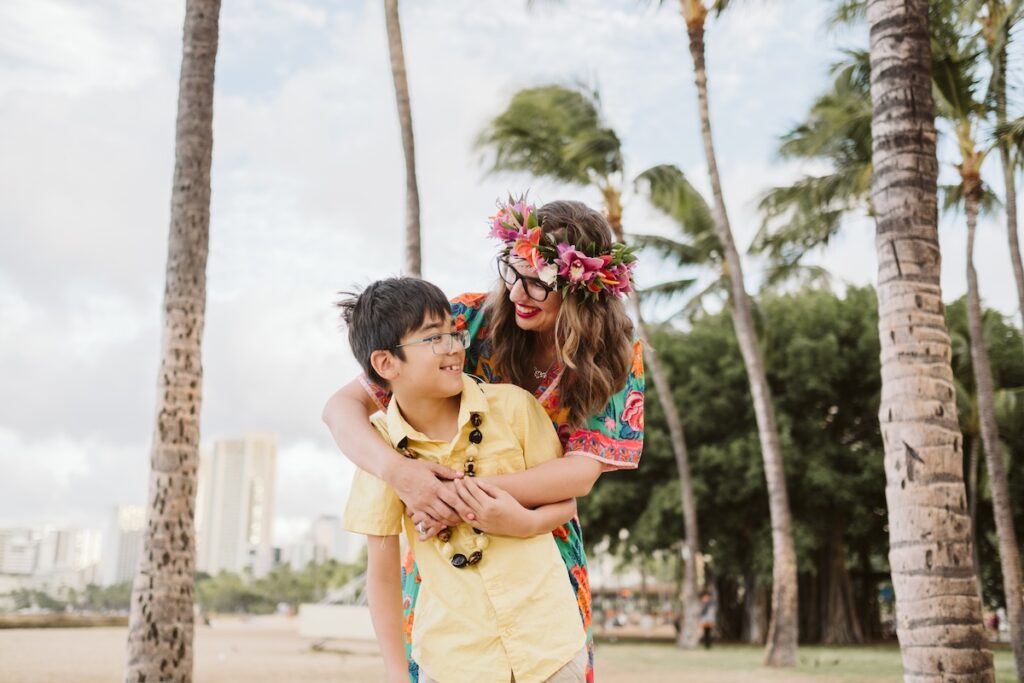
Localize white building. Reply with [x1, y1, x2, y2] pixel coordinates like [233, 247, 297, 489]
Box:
[32, 527, 102, 594]
[284, 515, 365, 570]
[196, 433, 278, 577]
[0, 528, 38, 575]
[100, 505, 145, 586]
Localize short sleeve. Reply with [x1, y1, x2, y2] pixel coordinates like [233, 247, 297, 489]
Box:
[341, 416, 405, 535]
[358, 292, 492, 410]
[564, 338, 645, 472]
[510, 389, 564, 470]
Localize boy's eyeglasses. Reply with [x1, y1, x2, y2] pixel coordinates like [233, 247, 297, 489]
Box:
[393, 329, 471, 356]
[496, 257, 554, 302]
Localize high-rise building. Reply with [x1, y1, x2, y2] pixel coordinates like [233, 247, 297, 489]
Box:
[33, 527, 102, 593]
[100, 505, 145, 586]
[284, 515, 365, 570]
[196, 433, 278, 577]
[0, 528, 38, 575]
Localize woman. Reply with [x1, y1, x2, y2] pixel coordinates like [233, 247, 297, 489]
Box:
[323, 198, 644, 682]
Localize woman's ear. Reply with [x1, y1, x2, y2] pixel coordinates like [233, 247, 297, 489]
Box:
[370, 349, 400, 383]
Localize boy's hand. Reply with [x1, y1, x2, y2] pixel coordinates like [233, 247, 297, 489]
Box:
[453, 478, 535, 537]
[387, 458, 472, 527]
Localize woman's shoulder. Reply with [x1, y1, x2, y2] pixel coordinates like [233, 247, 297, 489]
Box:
[450, 292, 488, 311]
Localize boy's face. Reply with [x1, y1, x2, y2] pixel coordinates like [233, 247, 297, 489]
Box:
[386, 313, 465, 399]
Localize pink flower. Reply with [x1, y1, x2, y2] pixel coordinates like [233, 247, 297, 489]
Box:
[621, 389, 644, 432]
[604, 416, 616, 432]
[555, 243, 606, 285]
[603, 262, 635, 297]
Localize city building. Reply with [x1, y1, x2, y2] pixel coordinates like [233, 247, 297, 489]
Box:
[195, 433, 278, 577]
[100, 505, 145, 586]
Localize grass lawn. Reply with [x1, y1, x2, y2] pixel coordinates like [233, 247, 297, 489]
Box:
[596, 642, 1017, 683]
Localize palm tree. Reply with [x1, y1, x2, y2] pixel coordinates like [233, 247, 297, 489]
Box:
[124, 1, 220, 681]
[755, 50, 873, 271]
[866, 0, 994, 678]
[966, 0, 1024, 342]
[675, 0, 799, 664]
[934, 29, 1024, 674]
[384, 0, 421, 276]
[476, 84, 706, 647]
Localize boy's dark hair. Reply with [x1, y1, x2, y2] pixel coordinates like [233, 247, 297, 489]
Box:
[335, 277, 451, 387]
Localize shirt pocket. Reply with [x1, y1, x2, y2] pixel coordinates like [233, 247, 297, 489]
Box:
[468, 449, 524, 476]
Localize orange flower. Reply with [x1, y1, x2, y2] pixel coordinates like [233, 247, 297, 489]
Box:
[631, 340, 644, 378]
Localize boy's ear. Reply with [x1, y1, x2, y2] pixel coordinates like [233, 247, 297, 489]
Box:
[370, 349, 401, 383]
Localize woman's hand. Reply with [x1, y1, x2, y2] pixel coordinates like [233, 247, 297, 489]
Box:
[452, 478, 538, 537]
[386, 458, 471, 528]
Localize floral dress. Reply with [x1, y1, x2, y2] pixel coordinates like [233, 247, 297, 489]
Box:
[362, 292, 645, 683]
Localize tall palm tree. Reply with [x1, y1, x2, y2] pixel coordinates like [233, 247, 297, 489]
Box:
[755, 50, 873, 270]
[124, 1, 220, 681]
[934, 31, 1024, 674]
[675, 0, 799, 664]
[866, 0, 994, 678]
[476, 84, 707, 647]
[966, 0, 1024, 341]
[384, 0, 421, 276]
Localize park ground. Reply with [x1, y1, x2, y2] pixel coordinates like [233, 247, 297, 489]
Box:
[0, 616, 1016, 682]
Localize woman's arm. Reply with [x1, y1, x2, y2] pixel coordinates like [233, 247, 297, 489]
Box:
[365, 535, 410, 683]
[446, 478, 578, 537]
[481, 455, 604, 508]
[322, 379, 470, 525]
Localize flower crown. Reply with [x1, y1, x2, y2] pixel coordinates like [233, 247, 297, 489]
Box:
[487, 196, 637, 301]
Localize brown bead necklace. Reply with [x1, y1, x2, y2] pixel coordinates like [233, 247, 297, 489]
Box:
[398, 411, 488, 569]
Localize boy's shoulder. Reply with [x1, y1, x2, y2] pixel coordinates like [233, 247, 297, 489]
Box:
[477, 380, 538, 414]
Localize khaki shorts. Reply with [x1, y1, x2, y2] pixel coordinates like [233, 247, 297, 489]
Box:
[420, 646, 588, 683]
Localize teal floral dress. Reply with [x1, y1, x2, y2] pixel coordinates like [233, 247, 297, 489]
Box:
[361, 293, 645, 683]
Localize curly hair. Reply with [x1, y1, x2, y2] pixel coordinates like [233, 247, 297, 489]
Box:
[485, 200, 635, 428]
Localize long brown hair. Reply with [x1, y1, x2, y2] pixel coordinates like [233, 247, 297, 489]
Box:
[485, 200, 635, 428]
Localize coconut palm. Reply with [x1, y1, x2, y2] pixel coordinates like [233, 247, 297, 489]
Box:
[934, 25, 1024, 675]
[965, 0, 1024, 341]
[476, 84, 707, 647]
[866, 0, 995, 678]
[384, 0, 421, 276]
[124, 1, 220, 681]
[673, 0, 799, 664]
[754, 50, 873, 271]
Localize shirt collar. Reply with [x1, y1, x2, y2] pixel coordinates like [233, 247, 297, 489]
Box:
[385, 373, 489, 449]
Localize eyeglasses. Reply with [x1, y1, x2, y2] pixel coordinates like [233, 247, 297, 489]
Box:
[393, 329, 471, 356]
[496, 257, 554, 302]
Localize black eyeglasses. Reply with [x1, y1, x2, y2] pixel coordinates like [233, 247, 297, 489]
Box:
[393, 329, 471, 356]
[496, 257, 555, 302]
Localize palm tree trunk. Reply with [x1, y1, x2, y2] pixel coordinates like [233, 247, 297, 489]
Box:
[605, 194, 703, 648]
[867, 1, 994, 678]
[968, 436, 984, 609]
[124, 1, 219, 680]
[966, 192, 1024, 678]
[994, 43, 1024, 341]
[383, 0, 421, 277]
[633, 308, 703, 648]
[682, 8, 798, 666]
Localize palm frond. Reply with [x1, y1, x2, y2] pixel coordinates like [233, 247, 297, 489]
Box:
[635, 278, 699, 305]
[634, 164, 719, 253]
[630, 233, 706, 269]
[475, 84, 623, 184]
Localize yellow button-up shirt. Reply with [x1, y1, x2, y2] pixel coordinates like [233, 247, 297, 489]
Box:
[343, 374, 585, 683]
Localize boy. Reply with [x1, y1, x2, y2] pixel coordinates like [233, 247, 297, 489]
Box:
[337, 277, 587, 683]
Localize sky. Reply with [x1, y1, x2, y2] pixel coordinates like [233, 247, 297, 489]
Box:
[0, 0, 1018, 546]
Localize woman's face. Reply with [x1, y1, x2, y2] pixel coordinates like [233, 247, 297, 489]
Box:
[503, 256, 562, 335]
